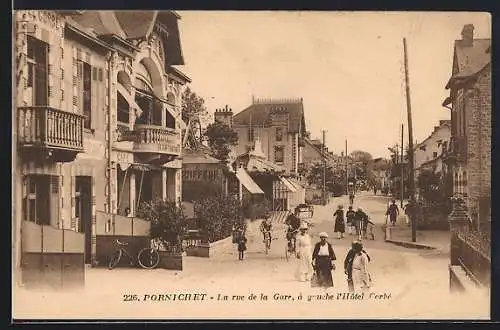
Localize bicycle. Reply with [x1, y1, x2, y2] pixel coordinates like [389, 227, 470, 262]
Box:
[285, 229, 299, 261]
[108, 239, 160, 270]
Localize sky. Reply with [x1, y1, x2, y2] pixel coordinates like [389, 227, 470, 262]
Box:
[176, 11, 491, 159]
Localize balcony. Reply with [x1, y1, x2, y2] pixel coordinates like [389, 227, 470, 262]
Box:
[18, 106, 84, 162]
[133, 124, 181, 164]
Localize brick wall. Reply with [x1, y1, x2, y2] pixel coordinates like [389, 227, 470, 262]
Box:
[465, 66, 491, 228]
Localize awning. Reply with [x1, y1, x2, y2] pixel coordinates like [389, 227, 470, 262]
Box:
[117, 83, 143, 118]
[236, 168, 264, 194]
[281, 177, 297, 193]
[287, 178, 303, 191]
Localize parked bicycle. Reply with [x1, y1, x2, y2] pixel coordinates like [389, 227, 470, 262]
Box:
[108, 239, 160, 270]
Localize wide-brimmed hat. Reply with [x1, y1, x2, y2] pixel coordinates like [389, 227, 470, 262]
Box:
[319, 232, 328, 238]
[338, 204, 344, 209]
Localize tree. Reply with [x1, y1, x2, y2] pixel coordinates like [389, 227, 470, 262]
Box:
[194, 194, 245, 243]
[181, 87, 209, 125]
[204, 121, 238, 163]
[349, 150, 374, 184]
[306, 163, 335, 188]
[136, 199, 187, 249]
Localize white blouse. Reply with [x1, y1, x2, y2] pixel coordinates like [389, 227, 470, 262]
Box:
[317, 243, 329, 256]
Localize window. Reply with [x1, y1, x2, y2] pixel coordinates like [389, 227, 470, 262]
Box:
[433, 152, 438, 159]
[275, 127, 283, 141]
[77, 60, 92, 129]
[135, 78, 162, 126]
[22, 175, 55, 225]
[248, 127, 254, 142]
[117, 92, 130, 124]
[274, 146, 284, 163]
[26, 36, 48, 106]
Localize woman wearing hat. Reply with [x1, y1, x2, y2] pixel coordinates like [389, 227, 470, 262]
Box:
[344, 240, 371, 292]
[333, 205, 345, 239]
[350, 241, 372, 292]
[311, 232, 336, 288]
[295, 223, 313, 282]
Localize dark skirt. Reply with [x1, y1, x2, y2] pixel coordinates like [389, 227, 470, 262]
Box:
[334, 217, 345, 233]
[314, 256, 334, 287]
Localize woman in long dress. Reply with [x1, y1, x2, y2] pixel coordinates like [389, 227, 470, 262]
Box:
[351, 241, 371, 292]
[333, 205, 345, 239]
[295, 223, 313, 281]
[312, 232, 336, 288]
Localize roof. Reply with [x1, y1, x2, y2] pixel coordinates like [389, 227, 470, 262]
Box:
[114, 11, 158, 39]
[68, 11, 185, 66]
[70, 11, 127, 39]
[182, 150, 221, 164]
[446, 38, 491, 89]
[414, 120, 451, 150]
[236, 168, 264, 194]
[233, 99, 305, 134]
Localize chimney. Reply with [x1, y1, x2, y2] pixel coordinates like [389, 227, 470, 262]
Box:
[461, 24, 474, 47]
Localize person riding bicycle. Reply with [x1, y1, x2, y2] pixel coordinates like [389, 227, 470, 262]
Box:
[285, 210, 301, 251]
[260, 217, 273, 243]
[349, 192, 355, 205]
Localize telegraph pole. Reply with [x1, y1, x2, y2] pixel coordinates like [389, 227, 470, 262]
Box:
[401, 123, 404, 208]
[322, 130, 327, 205]
[403, 38, 417, 242]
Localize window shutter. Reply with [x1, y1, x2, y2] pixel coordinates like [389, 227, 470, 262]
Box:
[77, 61, 84, 115]
[91, 65, 98, 130]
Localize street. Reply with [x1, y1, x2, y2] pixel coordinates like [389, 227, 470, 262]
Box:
[13, 192, 489, 319]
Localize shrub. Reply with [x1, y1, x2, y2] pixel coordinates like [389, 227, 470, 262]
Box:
[136, 199, 187, 249]
[194, 194, 245, 243]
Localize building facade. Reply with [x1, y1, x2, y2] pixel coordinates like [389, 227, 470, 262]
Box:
[443, 24, 491, 292]
[443, 24, 491, 231]
[414, 120, 451, 177]
[13, 11, 190, 284]
[215, 98, 307, 177]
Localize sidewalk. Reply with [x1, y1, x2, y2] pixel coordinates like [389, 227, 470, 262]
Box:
[384, 223, 451, 253]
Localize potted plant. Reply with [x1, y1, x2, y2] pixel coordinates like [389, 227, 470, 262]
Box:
[136, 199, 187, 270]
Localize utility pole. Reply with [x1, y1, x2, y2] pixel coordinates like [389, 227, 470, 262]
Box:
[401, 123, 404, 208]
[403, 38, 416, 242]
[322, 130, 327, 205]
[345, 139, 348, 195]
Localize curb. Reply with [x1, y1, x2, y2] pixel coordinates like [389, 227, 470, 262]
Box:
[384, 239, 436, 250]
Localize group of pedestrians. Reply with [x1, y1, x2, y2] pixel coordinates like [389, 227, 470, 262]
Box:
[333, 205, 375, 240]
[295, 227, 372, 292]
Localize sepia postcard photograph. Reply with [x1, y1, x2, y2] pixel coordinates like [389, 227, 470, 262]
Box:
[12, 10, 491, 320]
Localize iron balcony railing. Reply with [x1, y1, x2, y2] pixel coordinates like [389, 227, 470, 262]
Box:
[18, 106, 84, 152]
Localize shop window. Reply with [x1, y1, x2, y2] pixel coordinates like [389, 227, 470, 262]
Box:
[22, 175, 56, 225]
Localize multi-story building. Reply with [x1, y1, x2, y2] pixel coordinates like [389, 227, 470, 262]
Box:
[442, 24, 491, 292]
[13, 10, 190, 286]
[216, 98, 307, 177]
[414, 120, 451, 177]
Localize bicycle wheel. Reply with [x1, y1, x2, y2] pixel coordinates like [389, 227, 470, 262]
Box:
[137, 248, 160, 269]
[108, 249, 122, 270]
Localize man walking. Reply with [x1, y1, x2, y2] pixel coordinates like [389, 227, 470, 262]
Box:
[386, 199, 399, 226]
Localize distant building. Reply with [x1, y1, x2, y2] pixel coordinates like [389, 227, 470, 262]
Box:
[414, 120, 451, 177]
[217, 98, 307, 177]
